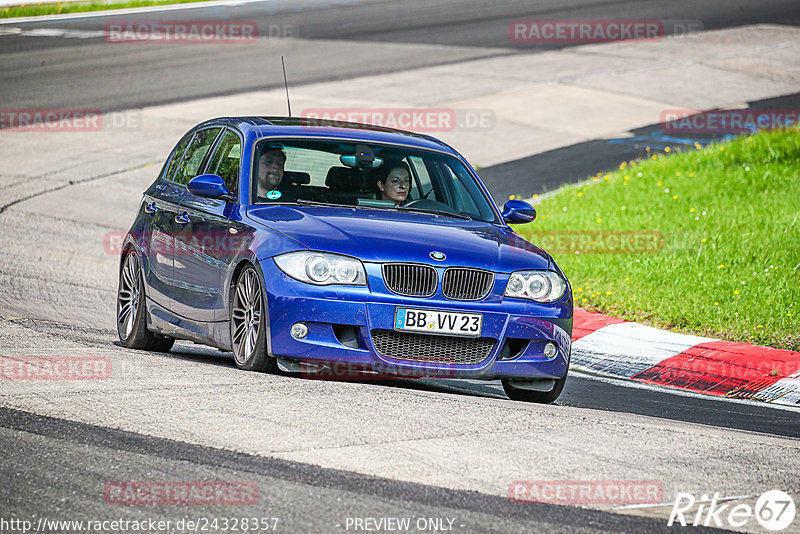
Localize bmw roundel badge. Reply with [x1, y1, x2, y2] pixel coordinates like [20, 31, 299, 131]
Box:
[430, 251, 446, 261]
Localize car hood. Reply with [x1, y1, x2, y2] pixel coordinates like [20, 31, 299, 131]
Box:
[247, 205, 551, 272]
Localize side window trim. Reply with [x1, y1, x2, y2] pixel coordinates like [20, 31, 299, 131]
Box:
[164, 132, 197, 184]
[165, 127, 223, 186]
[201, 126, 243, 201]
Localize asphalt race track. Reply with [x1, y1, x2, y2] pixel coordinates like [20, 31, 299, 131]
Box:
[2, 1, 800, 532]
[2, 0, 800, 111]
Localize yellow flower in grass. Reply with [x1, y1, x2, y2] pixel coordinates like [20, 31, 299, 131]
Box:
[733, 290, 739, 295]
[577, 192, 583, 197]
[581, 298, 588, 303]
[672, 195, 678, 200]
[720, 146, 725, 151]
[689, 173, 694, 177]
[714, 302, 719, 306]
[701, 238, 707, 243]
[605, 291, 612, 295]
[664, 147, 671, 153]
[718, 264, 725, 269]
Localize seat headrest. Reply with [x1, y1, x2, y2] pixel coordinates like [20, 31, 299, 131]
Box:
[283, 171, 310, 185]
[326, 167, 358, 191]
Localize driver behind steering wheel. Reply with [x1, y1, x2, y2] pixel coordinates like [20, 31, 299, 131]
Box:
[376, 161, 411, 206]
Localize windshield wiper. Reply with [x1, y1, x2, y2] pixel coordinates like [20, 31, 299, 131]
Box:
[296, 199, 355, 208]
[395, 206, 474, 220]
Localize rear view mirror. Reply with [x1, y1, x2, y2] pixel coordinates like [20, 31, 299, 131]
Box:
[502, 199, 536, 224]
[187, 174, 235, 201]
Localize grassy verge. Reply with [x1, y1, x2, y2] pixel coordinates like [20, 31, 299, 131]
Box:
[516, 129, 800, 351]
[2, 0, 214, 18]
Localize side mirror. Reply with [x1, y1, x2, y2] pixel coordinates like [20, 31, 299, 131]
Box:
[187, 174, 235, 202]
[502, 199, 536, 224]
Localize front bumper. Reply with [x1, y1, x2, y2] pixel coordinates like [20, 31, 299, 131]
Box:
[260, 259, 572, 380]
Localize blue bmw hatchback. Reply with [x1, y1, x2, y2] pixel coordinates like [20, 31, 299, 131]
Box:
[117, 117, 573, 402]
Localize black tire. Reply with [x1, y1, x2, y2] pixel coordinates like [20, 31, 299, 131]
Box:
[231, 265, 276, 372]
[117, 250, 174, 352]
[502, 372, 567, 404]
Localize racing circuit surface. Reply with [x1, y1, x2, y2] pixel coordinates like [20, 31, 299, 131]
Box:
[2, 1, 800, 532]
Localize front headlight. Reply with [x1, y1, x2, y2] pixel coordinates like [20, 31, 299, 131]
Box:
[504, 270, 567, 303]
[274, 251, 367, 286]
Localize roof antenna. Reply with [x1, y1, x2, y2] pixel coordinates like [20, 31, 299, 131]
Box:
[281, 56, 292, 118]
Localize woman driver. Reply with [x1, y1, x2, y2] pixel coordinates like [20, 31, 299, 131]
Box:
[377, 161, 411, 206]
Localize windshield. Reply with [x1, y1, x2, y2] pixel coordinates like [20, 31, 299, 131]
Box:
[251, 139, 500, 223]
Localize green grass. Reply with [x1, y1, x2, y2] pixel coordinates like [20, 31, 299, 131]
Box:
[516, 129, 800, 351]
[2, 0, 214, 18]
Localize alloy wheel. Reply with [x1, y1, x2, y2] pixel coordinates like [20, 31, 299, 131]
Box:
[117, 253, 140, 340]
[232, 268, 262, 365]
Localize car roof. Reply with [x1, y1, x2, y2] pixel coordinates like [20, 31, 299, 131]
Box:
[194, 116, 461, 156]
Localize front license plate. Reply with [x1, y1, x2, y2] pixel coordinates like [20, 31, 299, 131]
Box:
[394, 308, 482, 337]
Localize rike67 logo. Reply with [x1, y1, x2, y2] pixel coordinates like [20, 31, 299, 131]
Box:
[669, 490, 796, 531]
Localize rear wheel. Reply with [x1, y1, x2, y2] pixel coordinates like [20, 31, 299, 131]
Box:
[502, 373, 567, 404]
[231, 266, 276, 372]
[117, 251, 174, 352]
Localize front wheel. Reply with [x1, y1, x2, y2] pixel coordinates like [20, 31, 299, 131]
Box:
[117, 251, 174, 352]
[231, 266, 276, 372]
[502, 373, 567, 404]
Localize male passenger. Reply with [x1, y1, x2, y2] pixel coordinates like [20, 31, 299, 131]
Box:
[256, 147, 286, 199]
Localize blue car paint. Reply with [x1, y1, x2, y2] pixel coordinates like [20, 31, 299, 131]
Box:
[123, 117, 573, 380]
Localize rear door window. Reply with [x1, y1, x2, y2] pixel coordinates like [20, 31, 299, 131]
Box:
[171, 128, 222, 185]
[205, 129, 241, 195]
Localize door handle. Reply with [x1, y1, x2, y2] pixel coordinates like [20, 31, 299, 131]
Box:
[175, 212, 190, 225]
[144, 202, 159, 215]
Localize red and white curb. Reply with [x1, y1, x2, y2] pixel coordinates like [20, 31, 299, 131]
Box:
[570, 309, 800, 407]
